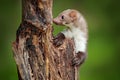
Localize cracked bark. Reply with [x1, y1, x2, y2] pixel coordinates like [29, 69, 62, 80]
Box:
[12, 0, 78, 80]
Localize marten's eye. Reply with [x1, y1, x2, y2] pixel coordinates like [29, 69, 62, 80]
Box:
[61, 15, 64, 19]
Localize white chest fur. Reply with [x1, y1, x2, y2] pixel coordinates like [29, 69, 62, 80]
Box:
[62, 27, 87, 53]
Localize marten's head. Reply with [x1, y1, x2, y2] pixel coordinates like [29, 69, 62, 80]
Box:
[53, 9, 81, 28]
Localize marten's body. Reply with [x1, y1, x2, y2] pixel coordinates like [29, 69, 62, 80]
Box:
[53, 9, 88, 66]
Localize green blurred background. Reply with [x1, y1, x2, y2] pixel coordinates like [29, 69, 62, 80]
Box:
[0, 0, 120, 80]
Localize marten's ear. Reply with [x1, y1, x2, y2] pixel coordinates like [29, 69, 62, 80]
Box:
[69, 11, 77, 22]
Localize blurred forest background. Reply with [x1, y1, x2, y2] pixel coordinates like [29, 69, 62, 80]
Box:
[0, 0, 120, 80]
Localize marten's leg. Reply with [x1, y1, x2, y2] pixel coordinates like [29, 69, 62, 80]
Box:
[53, 33, 65, 47]
[72, 51, 86, 67]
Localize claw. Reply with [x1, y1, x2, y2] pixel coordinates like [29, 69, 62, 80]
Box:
[72, 52, 86, 66]
[72, 57, 81, 66]
[53, 33, 65, 47]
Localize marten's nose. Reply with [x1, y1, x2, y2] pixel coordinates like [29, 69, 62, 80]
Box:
[53, 18, 63, 25]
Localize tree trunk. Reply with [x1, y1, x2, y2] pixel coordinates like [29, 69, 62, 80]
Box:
[12, 0, 78, 80]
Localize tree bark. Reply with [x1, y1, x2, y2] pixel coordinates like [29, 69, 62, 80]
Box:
[12, 0, 78, 80]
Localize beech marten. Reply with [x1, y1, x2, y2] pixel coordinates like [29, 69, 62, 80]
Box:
[53, 9, 88, 67]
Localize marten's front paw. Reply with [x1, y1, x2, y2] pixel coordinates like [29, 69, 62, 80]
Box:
[53, 38, 63, 47]
[72, 52, 86, 66]
[53, 33, 65, 47]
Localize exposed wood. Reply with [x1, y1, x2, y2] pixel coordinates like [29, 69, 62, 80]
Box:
[12, 0, 78, 80]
